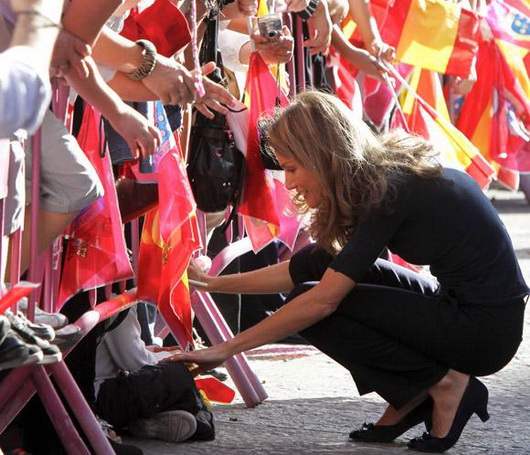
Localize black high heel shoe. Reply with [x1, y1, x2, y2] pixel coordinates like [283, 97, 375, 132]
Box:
[349, 398, 433, 443]
[408, 377, 489, 453]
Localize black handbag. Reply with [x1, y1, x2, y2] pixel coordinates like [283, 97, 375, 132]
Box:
[186, 8, 245, 213]
[187, 111, 245, 212]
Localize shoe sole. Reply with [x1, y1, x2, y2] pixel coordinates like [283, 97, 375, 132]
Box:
[129, 410, 197, 442]
[38, 352, 63, 365]
[0, 350, 43, 370]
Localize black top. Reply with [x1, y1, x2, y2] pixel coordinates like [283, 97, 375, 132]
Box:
[330, 168, 529, 305]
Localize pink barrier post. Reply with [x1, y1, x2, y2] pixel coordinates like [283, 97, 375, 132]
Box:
[50, 362, 115, 455]
[50, 236, 63, 311]
[8, 229, 22, 291]
[209, 237, 253, 277]
[190, 235, 269, 405]
[31, 366, 92, 455]
[0, 369, 31, 422]
[26, 131, 42, 321]
[192, 291, 267, 406]
[42, 249, 54, 313]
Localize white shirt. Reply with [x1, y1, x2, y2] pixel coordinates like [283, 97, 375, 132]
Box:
[94, 306, 157, 395]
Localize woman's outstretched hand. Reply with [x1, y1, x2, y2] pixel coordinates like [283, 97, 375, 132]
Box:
[171, 344, 231, 376]
[188, 258, 212, 290]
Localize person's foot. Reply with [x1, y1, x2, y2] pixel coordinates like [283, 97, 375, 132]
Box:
[129, 410, 197, 443]
[5, 309, 55, 341]
[408, 377, 489, 452]
[0, 330, 43, 370]
[349, 398, 432, 443]
[428, 370, 470, 438]
[376, 392, 429, 426]
[17, 299, 69, 330]
[6, 312, 62, 365]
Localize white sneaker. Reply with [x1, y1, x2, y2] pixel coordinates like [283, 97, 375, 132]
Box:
[17, 298, 69, 329]
[129, 410, 197, 443]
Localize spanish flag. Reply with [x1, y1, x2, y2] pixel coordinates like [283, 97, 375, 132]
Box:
[456, 39, 530, 188]
[343, 0, 480, 78]
[395, 67, 494, 189]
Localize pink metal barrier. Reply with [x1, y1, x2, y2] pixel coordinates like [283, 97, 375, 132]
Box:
[0, 8, 315, 445]
[0, 129, 117, 454]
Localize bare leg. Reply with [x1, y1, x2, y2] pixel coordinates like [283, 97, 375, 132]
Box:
[376, 391, 429, 426]
[6, 206, 79, 280]
[427, 369, 470, 438]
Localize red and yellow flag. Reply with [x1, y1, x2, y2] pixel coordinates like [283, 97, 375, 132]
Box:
[456, 39, 530, 185]
[236, 52, 292, 251]
[395, 67, 494, 189]
[343, 0, 480, 77]
[137, 106, 201, 349]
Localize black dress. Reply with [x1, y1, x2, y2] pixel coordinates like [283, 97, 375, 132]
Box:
[286, 168, 528, 408]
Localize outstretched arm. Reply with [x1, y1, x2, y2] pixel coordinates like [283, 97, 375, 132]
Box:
[331, 24, 388, 82]
[189, 259, 294, 295]
[176, 266, 356, 374]
[347, 0, 394, 61]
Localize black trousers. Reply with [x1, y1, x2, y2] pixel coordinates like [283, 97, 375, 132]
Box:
[287, 245, 525, 409]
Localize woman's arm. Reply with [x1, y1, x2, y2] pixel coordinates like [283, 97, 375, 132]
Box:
[175, 267, 356, 373]
[189, 259, 295, 295]
[347, 0, 394, 61]
[331, 24, 387, 81]
[62, 0, 123, 46]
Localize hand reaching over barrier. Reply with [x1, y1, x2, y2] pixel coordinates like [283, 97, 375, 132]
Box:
[193, 62, 237, 119]
[51, 29, 91, 80]
[142, 54, 198, 106]
[305, 0, 332, 56]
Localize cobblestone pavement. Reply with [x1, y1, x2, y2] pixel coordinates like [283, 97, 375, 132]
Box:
[128, 189, 530, 455]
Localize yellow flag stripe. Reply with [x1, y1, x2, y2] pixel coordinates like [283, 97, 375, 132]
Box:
[398, 0, 459, 72]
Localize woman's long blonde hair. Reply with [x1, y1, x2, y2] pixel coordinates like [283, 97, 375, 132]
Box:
[265, 91, 442, 253]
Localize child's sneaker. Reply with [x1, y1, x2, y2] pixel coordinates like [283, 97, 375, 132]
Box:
[129, 410, 197, 443]
[7, 312, 62, 364]
[17, 299, 68, 330]
[0, 330, 43, 370]
[5, 309, 55, 341]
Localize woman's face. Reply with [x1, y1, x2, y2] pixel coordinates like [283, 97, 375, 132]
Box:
[275, 152, 322, 208]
